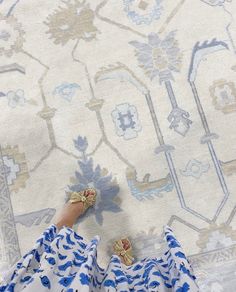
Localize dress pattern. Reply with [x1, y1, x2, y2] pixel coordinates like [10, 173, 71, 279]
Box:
[1, 225, 198, 291]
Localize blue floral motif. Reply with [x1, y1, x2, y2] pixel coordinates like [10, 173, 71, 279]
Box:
[180, 159, 210, 179]
[123, 0, 163, 25]
[67, 136, 122, 225]
[6, 89, 25, 108]
[111, 103, 142, 140]
[74, 136, 88, 152]
[53, 82, 80, 101]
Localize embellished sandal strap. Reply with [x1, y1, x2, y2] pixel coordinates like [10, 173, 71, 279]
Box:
[69, 188, 96, 212]
[69, 191, 87, 203]
[119, 252, 134, 266]
[113, 238, 134, 266]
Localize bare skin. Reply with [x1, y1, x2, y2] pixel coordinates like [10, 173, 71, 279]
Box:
[55, 201, 84, 229]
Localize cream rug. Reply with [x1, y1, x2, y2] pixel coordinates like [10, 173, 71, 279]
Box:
[1, 0, 236, 290]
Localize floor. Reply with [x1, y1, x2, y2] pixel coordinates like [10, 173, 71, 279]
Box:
[1, 0, 236, 290]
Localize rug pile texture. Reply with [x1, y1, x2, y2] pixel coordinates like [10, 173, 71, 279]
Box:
[1, 0, 236, 290]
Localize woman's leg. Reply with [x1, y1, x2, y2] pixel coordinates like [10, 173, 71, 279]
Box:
[55, 188, 97, 228]
[54, 201, 84, 229]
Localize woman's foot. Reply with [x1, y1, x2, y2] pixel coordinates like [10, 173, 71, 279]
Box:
[55, 188, 97, 229]
[113, 237, 134, 266]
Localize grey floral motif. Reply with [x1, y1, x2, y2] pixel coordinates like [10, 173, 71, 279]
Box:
[7, 89, 25, 108]
[15, 208, 56, 227]
[201, 0, 232, 6]
[0, 14, 24, 57]
[67, 136, 122, 225]
[180, 159, 210, 179]
[111, 103, 142, 140]
[130, 32, 191, 136]
[204, 281, 223, 292]
[197, 224, 236, 252]
[129, 32, 182, 82]
[167, 106, 192, 136]
[131, 227, 165, 260]
[53, 82, 80, 101]
[45, 1, 99, 46]
[231, 64, 236, 71]
[123, 0, 163, 25]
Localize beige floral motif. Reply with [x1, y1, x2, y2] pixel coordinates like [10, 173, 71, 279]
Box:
[1, 145, 29, 193]
[197, 224, 236, 252]
[44, 0, 99, 45]
[0, 14, 25, 57]
[221, 159, 236, 176]
[209, 79, 236, 114]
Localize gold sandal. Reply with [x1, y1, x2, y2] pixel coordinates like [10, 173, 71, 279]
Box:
[113, 237, 134, 266]
[69, 188, 97, 213]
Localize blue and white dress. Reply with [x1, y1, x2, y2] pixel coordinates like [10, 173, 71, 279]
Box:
[1, 225, 199, 291]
